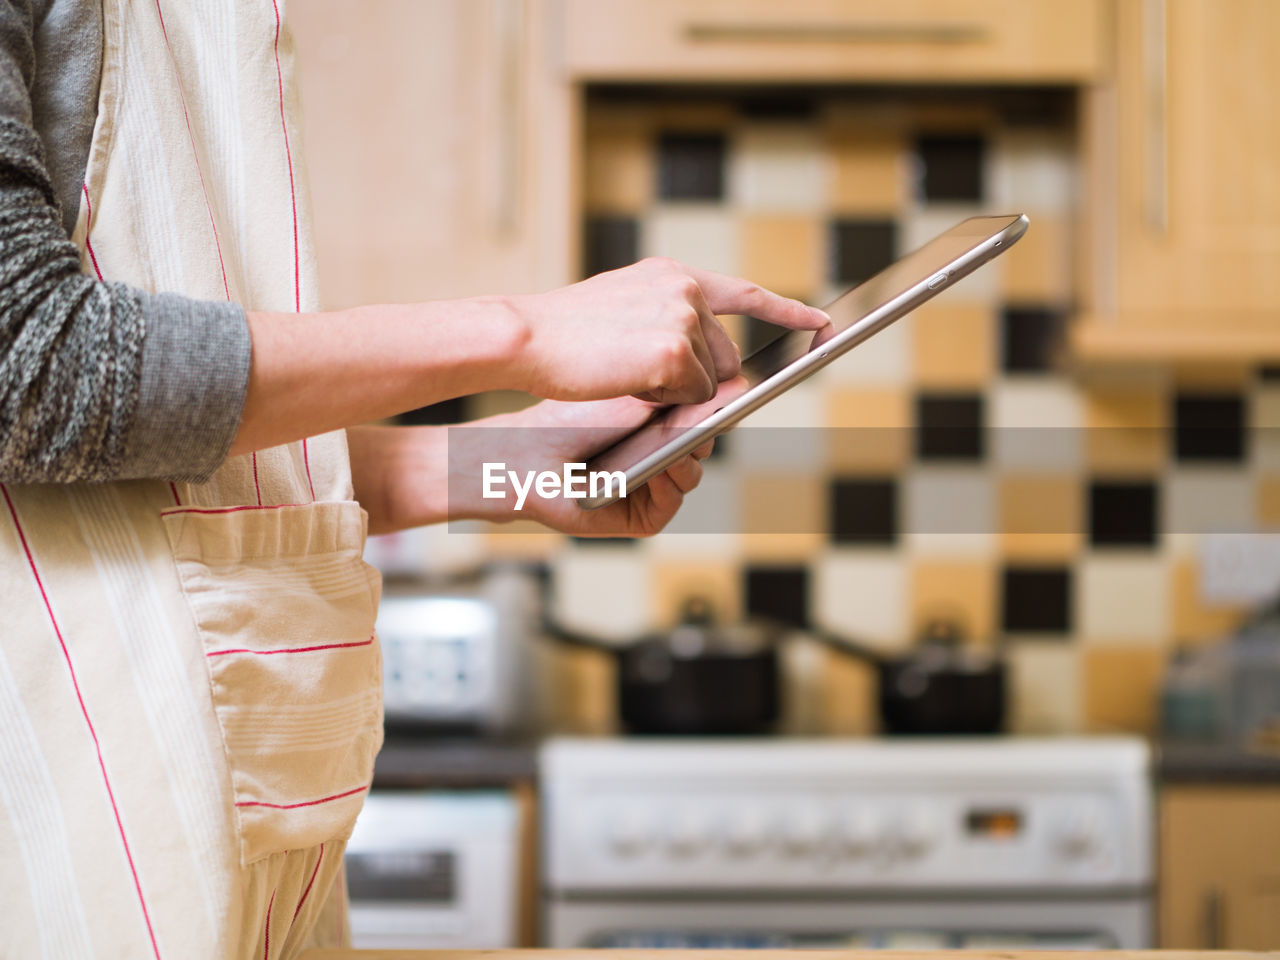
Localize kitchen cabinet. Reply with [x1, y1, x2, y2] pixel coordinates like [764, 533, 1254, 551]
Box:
[1159, 785, 1280, 949]
[563, 0, 1106, 83]
[290, 0, 576, 309]
[1076, 0, 1280, 362]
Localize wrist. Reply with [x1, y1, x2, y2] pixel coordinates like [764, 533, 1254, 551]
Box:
[485, 294, 536, 395]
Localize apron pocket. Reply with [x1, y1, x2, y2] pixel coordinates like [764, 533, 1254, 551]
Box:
[162, 501, 383, 866]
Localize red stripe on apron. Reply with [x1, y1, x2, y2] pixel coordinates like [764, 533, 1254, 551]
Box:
[270, 0, 316, 502]
[1, 485, 164, 960]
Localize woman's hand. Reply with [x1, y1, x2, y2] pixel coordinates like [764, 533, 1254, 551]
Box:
[349, 388, 740, 537]
[509, 258, 830, 404]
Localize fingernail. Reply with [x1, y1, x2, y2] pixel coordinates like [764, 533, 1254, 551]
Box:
[815, 308, 833, 323]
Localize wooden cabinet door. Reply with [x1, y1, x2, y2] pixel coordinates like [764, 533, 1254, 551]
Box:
[1159, 786, 1280, 949]
[290, 0, 575, 310]
[1114, 0, 1280, 327]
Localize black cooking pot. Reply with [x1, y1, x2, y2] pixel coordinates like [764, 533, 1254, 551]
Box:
[546, 599, 782, 735]
[817, 619, 1007, 735]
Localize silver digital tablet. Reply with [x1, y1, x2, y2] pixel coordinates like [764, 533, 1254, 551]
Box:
[578, 214, 1029, 510]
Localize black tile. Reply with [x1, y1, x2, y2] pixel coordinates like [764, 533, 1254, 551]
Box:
[657, 131, 726, 201]
[739, 94, 817, 121]
[916, 133, 987, 203]
[1089, 480, 1159, 548]
[831, 219, 897, 286]
[916, 392, 985, 461]
[583, 215, 638, 279]
[1001, 566, 1072, 634]
[397, 396, 469, 426]
[1258, 365, 1280, 382]
[1174, 393, 1246, 463]
[744, 565, 809, 629]
[1001, 306, 1067, 373]
[829, 477, 898, 544]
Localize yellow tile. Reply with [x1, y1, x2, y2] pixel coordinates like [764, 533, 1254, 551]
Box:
[741, 473, 824, 535]
[825, 388, 910, 472]
[1003, 213, 1072, 302]
[544, 646, 616, 735]
[829, 128, 905, 215]
[1171, 556, 1248, 644]
[909, 560, 996, 641]
[998, 475, 1083, 560]
[912, 303, 995, 388]
[1259, 476, 1280, 528]
[1082, 645, 1167, 735]
[818, 651, 878, 735]
[1084, 387, 1168, 473]
[741, 215, 822, 298]
[652, 562, 742, 627]
[585, 126, 653, 213]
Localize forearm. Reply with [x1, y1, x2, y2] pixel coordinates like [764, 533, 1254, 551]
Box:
[348, 422, 509, 536]
[230, 297, 528, 457]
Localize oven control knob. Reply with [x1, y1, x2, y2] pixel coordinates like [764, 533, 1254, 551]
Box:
[607, 810, 650, 858]
[782, 808, 827, 857]
[666, 812, 708, 858]
[896, 810, 938, 858]
[837, 811, 879, 858]
[1055, 811, 1099, 860]
[724, 811, 768, 857]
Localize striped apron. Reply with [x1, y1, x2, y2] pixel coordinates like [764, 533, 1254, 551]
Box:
[0, 2, 383, 958]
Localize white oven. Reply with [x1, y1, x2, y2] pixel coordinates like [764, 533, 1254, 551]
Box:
[541, 738, 1153, 949]
[345, 790, 520, 949]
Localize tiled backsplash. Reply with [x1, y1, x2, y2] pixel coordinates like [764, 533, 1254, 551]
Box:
[441, 88, 1277, 736]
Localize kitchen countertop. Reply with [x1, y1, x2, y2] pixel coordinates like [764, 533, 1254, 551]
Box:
[372, 737, 538, 789]
[300, 951, 1280, 959]
[1158, 741, 1280, 784]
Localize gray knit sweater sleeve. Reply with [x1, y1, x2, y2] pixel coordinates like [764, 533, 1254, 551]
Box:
[1, 0, 252, 484]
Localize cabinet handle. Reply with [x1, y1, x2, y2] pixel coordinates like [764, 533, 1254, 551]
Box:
[494, 0, 524, 236]
[1203, 885, 1224, 949]
[1141, 0, 1168, 233]
[685, 22, 989, 45]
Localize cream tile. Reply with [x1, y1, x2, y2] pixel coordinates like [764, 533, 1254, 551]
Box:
[732, 383, 825, 469]
[812, 553, 908, 650]
[901, 207, 1003, 304]
[990, 129, 1077, 213]
[991, 381, 1083, 470]
[644, 206, 739, 276]
[1078, 556, 1171, 643]
[729, 124, 826, 212]
[551, 548, 653, 641]
[815, 312, 913, 385]
[656, 464, 738, 536]
[1165, 471, 1256, 535]
[904, 467, 995, 537]
[1007, 641, 1081, 734]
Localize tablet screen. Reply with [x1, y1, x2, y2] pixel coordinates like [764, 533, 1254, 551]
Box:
[588, 215, 1021, 477]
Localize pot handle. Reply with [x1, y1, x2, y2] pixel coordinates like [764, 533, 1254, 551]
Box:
[798, 624, 889, 668]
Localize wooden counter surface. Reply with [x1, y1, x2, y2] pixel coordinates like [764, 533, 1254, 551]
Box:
[300, 951, 1280, 960]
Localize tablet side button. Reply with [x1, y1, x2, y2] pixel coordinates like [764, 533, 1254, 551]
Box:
[927, 272, 948, 290]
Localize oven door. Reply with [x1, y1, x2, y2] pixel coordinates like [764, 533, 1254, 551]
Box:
[545, 893, 1152, 950]
[347, 791, 519, 949]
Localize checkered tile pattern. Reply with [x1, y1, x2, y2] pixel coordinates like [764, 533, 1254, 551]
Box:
[473, 90, 1276, 735]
